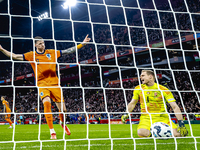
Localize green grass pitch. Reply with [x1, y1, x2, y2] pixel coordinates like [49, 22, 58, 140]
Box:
[0, 124, 199, 150]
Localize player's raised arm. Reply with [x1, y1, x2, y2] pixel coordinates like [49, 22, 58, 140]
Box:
[0, 45, 23, 61]
[61, 34, 91, 55]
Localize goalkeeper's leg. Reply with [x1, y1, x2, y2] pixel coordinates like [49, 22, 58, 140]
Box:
[137, 116, 151, 137]
[173, 128, 181, 137]
[137, 128, 151, 137]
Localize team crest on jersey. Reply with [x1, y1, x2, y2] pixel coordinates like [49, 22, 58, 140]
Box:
[147, 92, 150, 95]
[40, 92, 44, 96]
[46, 53, 51, 59]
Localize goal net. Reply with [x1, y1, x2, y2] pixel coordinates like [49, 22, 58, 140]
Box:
[0, 0, 200, 149]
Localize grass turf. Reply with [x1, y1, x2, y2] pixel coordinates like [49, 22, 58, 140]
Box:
[0, 124, 199, 150]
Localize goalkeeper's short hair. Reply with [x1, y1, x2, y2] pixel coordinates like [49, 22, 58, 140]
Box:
[142, 70, 155, 80]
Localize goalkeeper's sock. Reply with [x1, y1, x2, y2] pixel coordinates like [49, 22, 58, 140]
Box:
[44, 101, 54, 130]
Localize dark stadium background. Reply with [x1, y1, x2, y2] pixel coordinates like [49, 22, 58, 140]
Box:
[0, 0, 199, 125]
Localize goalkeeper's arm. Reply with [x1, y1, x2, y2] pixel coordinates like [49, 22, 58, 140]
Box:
[121, 99, 138, 124]
[170, 102, 188, 137]
[61, 34, 91, 55]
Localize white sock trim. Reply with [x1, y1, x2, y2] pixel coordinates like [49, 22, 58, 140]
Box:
[50, 129, 56, 134]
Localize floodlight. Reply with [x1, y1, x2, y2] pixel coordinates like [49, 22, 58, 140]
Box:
[61, 0, 77, 9]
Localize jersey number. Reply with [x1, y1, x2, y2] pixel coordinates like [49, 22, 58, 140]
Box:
[147, 96, 149, 103]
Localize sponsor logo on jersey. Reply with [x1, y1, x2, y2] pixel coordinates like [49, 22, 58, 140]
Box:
[40, 92, 44, 96]
[46, 54, 51, 59]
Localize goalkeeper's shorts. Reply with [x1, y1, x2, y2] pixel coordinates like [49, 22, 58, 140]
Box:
[137, 114, 177, 131]
[39, 87, 64, 103]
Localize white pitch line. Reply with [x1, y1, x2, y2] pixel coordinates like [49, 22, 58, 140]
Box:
[0, 142, 199, 149]
[12, 129, 128, 134]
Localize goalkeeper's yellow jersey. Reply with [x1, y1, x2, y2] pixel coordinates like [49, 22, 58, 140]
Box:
[132, 83, 175, 114]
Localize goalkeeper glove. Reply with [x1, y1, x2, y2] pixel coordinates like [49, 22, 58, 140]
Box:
[177, 120, 188, 137]
[121, 114, 128, 124]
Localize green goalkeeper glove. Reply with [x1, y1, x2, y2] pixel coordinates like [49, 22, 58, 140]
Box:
[121, 114, 128, 124]
[177, 120, 188, 137]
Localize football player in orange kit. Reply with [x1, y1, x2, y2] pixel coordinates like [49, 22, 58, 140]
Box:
[1, 96, 13, 129]
[0, 35, 91, 139]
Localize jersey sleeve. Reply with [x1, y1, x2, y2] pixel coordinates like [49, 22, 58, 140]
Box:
[132, 85, 140, 100]
[23, 51, 33, 61]
[57, 50, 62, 58]
[161, 86, 176, 103]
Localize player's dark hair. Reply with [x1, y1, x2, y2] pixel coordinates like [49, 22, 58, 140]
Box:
[34, 36, 43, 44]
[142, 70, 155, 80]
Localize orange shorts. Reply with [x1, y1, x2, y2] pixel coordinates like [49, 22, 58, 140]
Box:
[39, 87, 64, 103]
[5, 110, 11, 118]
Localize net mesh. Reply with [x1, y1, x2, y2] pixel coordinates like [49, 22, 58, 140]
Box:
[0, 0, 200, 149]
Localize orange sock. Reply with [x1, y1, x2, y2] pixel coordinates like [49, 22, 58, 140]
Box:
[59, 111, 64, 123]
[43, 101, 53, 129]
[5, 118, 12, 126]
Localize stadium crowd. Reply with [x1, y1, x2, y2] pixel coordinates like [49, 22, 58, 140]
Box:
[0, 0, 200, 124]
[1, 67, 199, 123]
[0, 62, 12, 81]
[49, 0, 200, 62]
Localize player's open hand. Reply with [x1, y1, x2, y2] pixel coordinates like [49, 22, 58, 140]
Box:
[83, 34, 91, 44]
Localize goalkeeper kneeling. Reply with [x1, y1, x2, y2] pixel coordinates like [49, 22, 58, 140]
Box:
[121, 70, 188, 137]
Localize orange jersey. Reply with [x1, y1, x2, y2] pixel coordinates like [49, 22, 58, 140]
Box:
[2, 100, 11, 112]
[23, 49, 62, 87]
